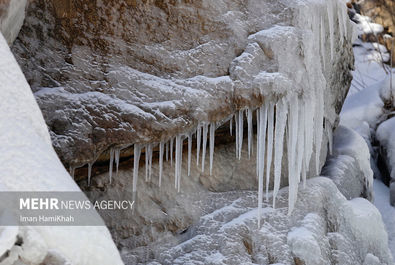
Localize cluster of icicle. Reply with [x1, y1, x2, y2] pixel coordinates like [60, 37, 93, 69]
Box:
[78, 93, 330, 226]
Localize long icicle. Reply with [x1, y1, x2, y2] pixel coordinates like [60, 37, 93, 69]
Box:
[178, 136, 183, 192]
[287, 97, 299, 214]
[159, 141, 164, 187]
[247, 108, 253, 158]
[230, 115, 233, 136]
[258, 104, 268, 228]
[256, 108, 260, 177]
[87, 162, 93, 186]
[201, 123, 208, 172]
[272, 99, 288, 208]
[145, 144, 149, 182]
[115, 148, 120, 178]
[170, 137, 174, 166]
[197, 124, 202, 166]
[235, 113, 239, 157]
[148, 144, 153, 181]
[209, 122, 215, 176]
[133, 144, 141, 202]
[238, 109, 244, 159]
[175, 135, 180, 189]
[166, 141, 169, 161]
[188, 133, 192, 176]
[109, 147, 114, 184]
[265, 102, 274, 202]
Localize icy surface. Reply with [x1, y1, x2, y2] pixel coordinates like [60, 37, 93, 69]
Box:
[121, 177, 393, 265]
[0, 33, 123, 264]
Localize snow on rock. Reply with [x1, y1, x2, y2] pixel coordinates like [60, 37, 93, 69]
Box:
[120, 177, 393, 265]
[0, 33, 123, 265]
[322, 125, 373, 200]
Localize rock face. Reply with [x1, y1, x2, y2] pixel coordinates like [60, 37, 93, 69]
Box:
[12, 0, 353, 192]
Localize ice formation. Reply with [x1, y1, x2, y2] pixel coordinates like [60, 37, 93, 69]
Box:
[74, 0, 350, 227]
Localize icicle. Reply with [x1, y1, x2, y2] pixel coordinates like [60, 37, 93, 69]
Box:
[69, 166, 75, 179]
[327, 0, 334, 60]
[115, 148, 120, 178]
[132, 144, 141, 201]
[159, 141, 164, 187]
[166, 141, 169, 161]
[295, 101, 305, 184]
[145, 145, 149, 182]
[257, 104, 268, 228]
[287, 97, 299, 214]
[314, 87, 324, 175]
[148, 144, 153, 181]
[320, 13, 326, 70]
[170, 138, 174, 166]
[197, 124, 202, 166]
[209, 122, 215, 176]
[272, 99, 288, 208]
[188, 133, 192, 176]
[175, 135, 180, 189]
[303, 99, 315, 188]
[230, 115, 233, 136]
[178, 136, 183, 192]
[256, 108, 260, 177]
[265, 102, 274, 202]
[87, 162, 93, 186]
[238, 109, 244, 159]
[235, 113, 239, 157]
[247, 108, 253, 158]
[326, 119, 333, 155]
[201, 123, 208, 172]
[109, 147, 114, 184]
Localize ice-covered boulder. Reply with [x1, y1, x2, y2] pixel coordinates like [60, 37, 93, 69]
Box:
[322, 125, 373, 200]
[0, 33, 123, 265]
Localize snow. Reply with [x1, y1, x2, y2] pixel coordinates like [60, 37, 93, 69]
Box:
[0, 33, 123, 264]
[374, 179, 395, 255]
[338, 8, 395, 261]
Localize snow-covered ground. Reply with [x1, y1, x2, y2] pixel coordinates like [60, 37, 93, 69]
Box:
[340, 10, 395, 257]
